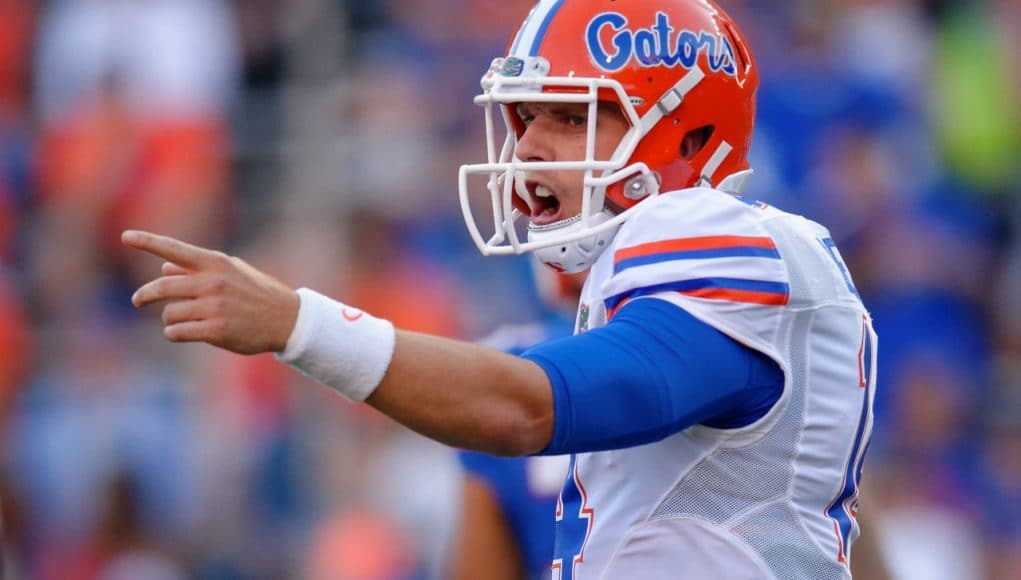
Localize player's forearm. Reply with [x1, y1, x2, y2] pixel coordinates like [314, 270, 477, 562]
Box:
[368, 330, 555, 456]
[272, 288, 554, 454]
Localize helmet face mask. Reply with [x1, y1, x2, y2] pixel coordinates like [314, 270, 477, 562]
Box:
[459, 61, 657, 270]
[458, 0, 758, 272]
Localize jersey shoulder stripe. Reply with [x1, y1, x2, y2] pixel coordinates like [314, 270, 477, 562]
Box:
[613, 235, 781, 275]
[599, 189, 791, 320]
[604, 277, 789, 318]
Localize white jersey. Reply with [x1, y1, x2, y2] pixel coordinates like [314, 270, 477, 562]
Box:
[553, 187, 877, 580]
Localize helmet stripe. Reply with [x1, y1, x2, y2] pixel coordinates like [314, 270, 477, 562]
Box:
[511, 0, 566, 58]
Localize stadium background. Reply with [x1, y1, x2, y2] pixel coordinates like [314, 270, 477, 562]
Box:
[0, 0, 1018, 578]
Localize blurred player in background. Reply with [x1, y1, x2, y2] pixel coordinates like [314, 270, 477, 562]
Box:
[450, 266, 579, 580]
[124, 1, 879, 577]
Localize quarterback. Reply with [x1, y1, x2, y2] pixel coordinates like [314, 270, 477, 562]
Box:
[125, 1, 877, 578]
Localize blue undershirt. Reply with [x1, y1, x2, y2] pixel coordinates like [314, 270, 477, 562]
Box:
[522, 297, 784, 455]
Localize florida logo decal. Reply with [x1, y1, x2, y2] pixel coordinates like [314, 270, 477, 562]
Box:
[586, 11, 737, 75]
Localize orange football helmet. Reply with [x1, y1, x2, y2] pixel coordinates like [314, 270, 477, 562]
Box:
[459, 0, 759, 272]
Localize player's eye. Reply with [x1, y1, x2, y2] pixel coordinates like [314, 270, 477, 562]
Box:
[566, 115, 587, 127]
[516, 104, 536, 126]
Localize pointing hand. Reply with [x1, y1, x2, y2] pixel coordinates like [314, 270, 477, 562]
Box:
[122, 230, 300, 355]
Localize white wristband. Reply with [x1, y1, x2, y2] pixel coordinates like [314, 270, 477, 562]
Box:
[275, 287, 396, 402]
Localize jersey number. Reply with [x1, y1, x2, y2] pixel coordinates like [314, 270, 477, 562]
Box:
[552, 456, 593, 580]
[819, 237, 859, 297]
[825, 315, 876, 564]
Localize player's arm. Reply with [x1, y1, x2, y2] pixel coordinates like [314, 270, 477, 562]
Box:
[448, 474, 524, 580]
[123, 230, 554, 456]
[124, 230, 780, 456]
[524, 296, 782, 454]
[369, 330, 553, 455]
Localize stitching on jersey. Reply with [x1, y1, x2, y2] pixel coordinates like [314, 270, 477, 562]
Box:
[600, 430, 723, 575]
[778, 309, 846, 567]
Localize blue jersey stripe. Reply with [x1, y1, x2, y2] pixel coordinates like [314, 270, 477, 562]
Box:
[825, 359, 872, 559]
[604, 278, 790, 311]
[528, 0, 565, 56]
[614, 246, 782, 275]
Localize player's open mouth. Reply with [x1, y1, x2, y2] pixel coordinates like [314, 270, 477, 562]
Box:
[524, 181, 562, 226]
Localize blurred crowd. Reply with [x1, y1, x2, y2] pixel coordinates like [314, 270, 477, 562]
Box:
[0, 0, 1018, 579]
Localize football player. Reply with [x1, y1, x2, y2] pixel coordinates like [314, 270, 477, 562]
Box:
[125, 1, 878, 578]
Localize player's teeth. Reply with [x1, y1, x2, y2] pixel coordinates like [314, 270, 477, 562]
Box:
[535, 185, 554, 198]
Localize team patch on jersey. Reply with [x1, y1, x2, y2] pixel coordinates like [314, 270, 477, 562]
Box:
[576, 302, 590, 333]
[586, 11, 737, 75]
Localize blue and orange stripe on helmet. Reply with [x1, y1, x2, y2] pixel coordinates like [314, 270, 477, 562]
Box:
[510, 0, 567, 57]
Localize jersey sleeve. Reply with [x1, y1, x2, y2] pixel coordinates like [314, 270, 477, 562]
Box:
[600, 189, 791, 358]
[523, 297, 783, 454]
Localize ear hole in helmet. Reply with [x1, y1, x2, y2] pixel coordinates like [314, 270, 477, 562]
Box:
[680, 125, 715, 160]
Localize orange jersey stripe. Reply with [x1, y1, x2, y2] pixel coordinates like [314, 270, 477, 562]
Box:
[606, 287, 789, 320]
[614, 235, 777, 264]
[679, 287, 790, 306]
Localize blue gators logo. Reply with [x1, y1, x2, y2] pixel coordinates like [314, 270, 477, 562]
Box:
[586, 11, 737, 75]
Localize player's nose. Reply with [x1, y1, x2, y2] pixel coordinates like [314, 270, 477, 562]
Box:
[514, 120, 554, 162]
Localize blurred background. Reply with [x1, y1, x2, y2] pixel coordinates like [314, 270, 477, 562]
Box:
[0, 0, 1018, 578]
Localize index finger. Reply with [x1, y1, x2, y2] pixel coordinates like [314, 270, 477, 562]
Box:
[122, 230, 216, 270]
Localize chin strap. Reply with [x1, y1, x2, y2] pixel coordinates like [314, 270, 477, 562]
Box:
[531, 210, 619, 274]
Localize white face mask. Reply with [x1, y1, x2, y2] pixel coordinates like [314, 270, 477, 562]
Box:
[458, 56, 710, 273]
[458, 57, 652, 271]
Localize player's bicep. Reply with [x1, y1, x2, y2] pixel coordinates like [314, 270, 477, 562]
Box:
[524, 297, 783, 455]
